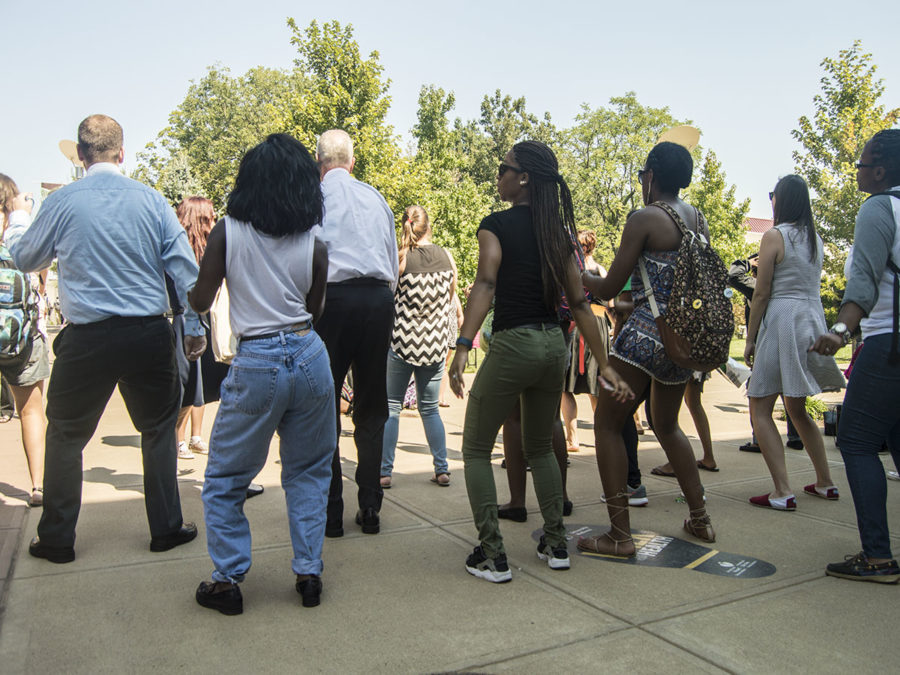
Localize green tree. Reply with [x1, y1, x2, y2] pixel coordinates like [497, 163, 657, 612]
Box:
[793, 41, 899, 272]
[135, 65, 302, 209]
[686, 150, 751, 265]
[560, 93, 691, 264]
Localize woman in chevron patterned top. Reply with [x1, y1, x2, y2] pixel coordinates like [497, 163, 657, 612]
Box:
[381, 205, 458, 488]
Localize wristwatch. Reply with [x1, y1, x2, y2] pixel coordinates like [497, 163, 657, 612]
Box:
[829, 322, 851, 345]
[456, 336, 474, 350]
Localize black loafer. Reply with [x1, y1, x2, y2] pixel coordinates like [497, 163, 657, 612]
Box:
[295, 575, 323, 607]
[196, 580, 243, 615]
[246, 483, 264, 499]
[355, 508, 380, 534]
[28, 536, 75, 564]
[150, 522, 198, 552]
[497, 506, 528, 522]
[325, 517, 344, 538]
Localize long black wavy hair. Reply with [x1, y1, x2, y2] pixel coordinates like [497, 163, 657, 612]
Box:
[227, 134, 323, 236]
[512, 140, 579, 312]
[772, 174, 818, 263]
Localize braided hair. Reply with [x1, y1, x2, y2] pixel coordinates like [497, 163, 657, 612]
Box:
[870, 129, 900, 186]
[512, 140, 578, 312]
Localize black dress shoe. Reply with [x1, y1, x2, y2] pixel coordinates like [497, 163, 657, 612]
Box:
[739, 442, 762, 453]
[29, 536, 75, 564]
[196, 580, 243, 615]
[563, 500, 573, 517]
[150, 522, 198, 552]
[246, 483, 264, 499]
[497, 506, 528, 522]
[295, 575, 322, 607]
[786, 439, 804, 450]
[355, 508, 380, 534]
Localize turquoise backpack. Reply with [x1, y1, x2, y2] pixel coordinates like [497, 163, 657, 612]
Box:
[0, 243, 35, 365]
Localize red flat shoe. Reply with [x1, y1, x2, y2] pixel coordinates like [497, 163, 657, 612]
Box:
[803, 484, 839, 500]
[749, 493, 796, 511]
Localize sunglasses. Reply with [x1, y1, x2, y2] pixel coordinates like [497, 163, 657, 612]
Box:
[498, 163, 525, 177]
[769, 191, 775, 200]
[855, 162, 879, 169]
[637, 169, 648, 185]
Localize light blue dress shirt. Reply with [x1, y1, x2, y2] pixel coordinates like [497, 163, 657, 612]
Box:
[8, 163, 203, 335]
[316, 168, 399, 289]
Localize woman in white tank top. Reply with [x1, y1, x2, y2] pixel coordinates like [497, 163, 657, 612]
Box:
[188, 134, 334, 614]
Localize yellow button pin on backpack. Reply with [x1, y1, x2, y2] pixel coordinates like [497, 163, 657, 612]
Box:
[693, 299, 703, 309]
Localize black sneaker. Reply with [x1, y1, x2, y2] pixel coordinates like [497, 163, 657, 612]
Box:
[196, 580, 243, 615]
[295, 575, 322, 607]
[536, 534, 570, 570]
[826, 552, 900, 584]
[465, 545, 512, 583]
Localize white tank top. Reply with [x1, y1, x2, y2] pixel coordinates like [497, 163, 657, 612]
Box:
[224, 216, 315, 338]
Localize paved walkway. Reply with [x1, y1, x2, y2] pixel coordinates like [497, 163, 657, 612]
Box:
[0, 362, 896, 673]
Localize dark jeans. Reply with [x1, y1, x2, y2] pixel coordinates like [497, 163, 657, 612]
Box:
[837, 334, 900, 559]
[38, 316, 185, 547]
[316, 281, 394, 520]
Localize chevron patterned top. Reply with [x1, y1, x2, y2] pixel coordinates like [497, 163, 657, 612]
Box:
[390, 245, 455, 365]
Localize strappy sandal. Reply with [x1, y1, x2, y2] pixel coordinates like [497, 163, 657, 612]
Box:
[576, 496, 635, 558]
[684, 507, 716, 543]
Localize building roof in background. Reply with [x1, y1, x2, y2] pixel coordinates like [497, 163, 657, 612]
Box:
[744, 217, 774, 234]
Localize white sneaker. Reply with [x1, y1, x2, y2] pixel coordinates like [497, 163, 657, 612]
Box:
[177, 441, 194, 459]
[888, 471, 900, 482]
[189, 436, 209, 454]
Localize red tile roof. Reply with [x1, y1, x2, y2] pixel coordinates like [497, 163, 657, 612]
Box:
[744, 217, 774, 234]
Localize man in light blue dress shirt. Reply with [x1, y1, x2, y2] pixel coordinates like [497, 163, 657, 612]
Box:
[9, 114, 206, 563]
[315, 129, 399, 537]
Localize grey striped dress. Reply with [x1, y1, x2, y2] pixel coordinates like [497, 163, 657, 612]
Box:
[747, 223, 833, 398]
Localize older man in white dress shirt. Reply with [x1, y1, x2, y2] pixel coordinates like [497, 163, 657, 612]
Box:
[315, 129, 399, 537]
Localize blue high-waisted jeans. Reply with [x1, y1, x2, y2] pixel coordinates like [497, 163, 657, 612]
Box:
[837, 333, 900, 559]
[202, 331, 336, 582]
[381, 348, 448, 476]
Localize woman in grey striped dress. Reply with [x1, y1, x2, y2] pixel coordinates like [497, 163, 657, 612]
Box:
[744, 175, 839, 511]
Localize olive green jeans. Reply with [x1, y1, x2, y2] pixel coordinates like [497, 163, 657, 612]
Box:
[462, 325, 568, 558]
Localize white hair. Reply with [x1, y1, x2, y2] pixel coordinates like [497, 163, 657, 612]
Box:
[316, 129, 354, 169]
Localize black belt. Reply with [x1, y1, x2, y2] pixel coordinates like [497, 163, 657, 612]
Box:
[241, 321, 313, 342]
[71, 314, 165, 329]
[329, 277, 391, 288]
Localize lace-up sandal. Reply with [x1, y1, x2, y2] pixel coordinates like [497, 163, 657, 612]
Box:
[684, 507, 716, 543]
[576, 496, 635, 558]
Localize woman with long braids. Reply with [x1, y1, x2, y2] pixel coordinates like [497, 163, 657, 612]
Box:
[580, 141, 715, 557]
[448, 140, 632, 583]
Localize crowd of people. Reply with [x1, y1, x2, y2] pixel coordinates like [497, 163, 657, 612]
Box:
[2, 115, 898, 616]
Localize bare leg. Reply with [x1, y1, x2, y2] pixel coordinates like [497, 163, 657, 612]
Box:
[580, 358, 652, 556]
[500, 403, 527, 510]
[190, 404, 206, 438]
[750, 394, 792, 497]
[784, 396, 834, 487]
[176, 405, 191, 445]
[685, 377, 716, 469]
[11, 382, 45, 492]
[561, 392, 579, 451]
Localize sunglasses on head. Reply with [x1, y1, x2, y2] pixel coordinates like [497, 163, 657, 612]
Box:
[498, 163, 525, 177]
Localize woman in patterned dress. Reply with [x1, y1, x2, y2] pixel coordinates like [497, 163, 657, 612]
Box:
[381, 206, 457, 487]
[580, 142, 716, 556]
[744, 175, 838, 511]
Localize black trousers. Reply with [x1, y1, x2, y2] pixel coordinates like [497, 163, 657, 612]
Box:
[316, 281, 394, 519]
[37, 316, 184, 547]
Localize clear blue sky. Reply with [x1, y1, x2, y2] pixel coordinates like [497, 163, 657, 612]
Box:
[2, 0, 896, 218]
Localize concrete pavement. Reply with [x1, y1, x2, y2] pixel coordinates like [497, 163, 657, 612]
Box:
[0, 360, 897, 673]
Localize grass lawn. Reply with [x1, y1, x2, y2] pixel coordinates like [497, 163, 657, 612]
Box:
[729, 337, 852, 366]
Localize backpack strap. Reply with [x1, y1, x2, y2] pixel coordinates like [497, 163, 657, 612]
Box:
[638, 257, 661, 319]
[650, 201, 709, 245]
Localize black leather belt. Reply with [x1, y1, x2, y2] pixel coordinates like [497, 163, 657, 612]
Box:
[241, 320, 313, 341]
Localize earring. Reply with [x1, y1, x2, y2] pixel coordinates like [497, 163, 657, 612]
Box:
[520, 181, 526, 186]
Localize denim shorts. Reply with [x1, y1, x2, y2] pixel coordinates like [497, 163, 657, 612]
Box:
[0, 333, 50, 387]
